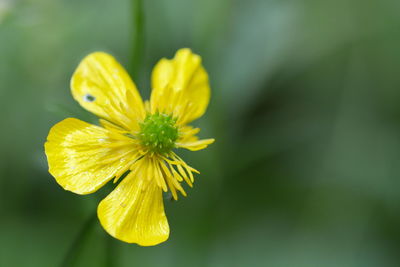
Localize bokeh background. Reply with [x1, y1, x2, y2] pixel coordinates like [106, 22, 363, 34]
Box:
[2, 0, 400, 266]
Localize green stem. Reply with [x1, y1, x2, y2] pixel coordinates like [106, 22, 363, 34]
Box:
[60, 213, 97, 267]
[105, 234, 117, 267]
[130, 0, 145, 80]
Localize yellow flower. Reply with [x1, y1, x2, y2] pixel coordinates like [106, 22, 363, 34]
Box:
[45, 48, 214, 246]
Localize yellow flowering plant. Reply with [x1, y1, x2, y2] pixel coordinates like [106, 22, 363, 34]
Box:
[45, 48, 214, 246]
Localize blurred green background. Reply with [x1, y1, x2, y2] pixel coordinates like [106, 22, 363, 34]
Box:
[2, 0, 400, 266]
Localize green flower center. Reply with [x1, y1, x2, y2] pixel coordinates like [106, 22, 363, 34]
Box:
[138, 112, 179, 154]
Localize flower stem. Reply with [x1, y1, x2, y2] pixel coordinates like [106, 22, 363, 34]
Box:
[60, 213, 97, 267]
[105, 234, 117, 267]
[130, 0, 144, 80]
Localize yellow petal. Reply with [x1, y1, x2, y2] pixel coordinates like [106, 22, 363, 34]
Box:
[97, 160, 169, 246]
[177, 138, 215, 151]
[71, 52, 145, 131]
[45, 118, 137, 195]
[150, 48, 210, 125]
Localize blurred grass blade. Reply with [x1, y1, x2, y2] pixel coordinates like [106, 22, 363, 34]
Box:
[130, 0, 144, 80]
[60, 213, 97, 267]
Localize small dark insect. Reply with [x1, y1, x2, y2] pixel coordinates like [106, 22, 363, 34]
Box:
[83, 94, 96, 102]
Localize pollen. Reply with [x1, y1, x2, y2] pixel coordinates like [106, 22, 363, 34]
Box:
[138, 112, 179, 154]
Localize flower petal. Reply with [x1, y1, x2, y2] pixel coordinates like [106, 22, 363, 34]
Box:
[150, 48, 210, 125]
[71, 52, 145, 131]
[45, 118, 137, 195]
[97, 159, 169, 246]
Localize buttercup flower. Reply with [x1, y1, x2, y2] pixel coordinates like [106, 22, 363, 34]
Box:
[45, 48, 214, 246]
